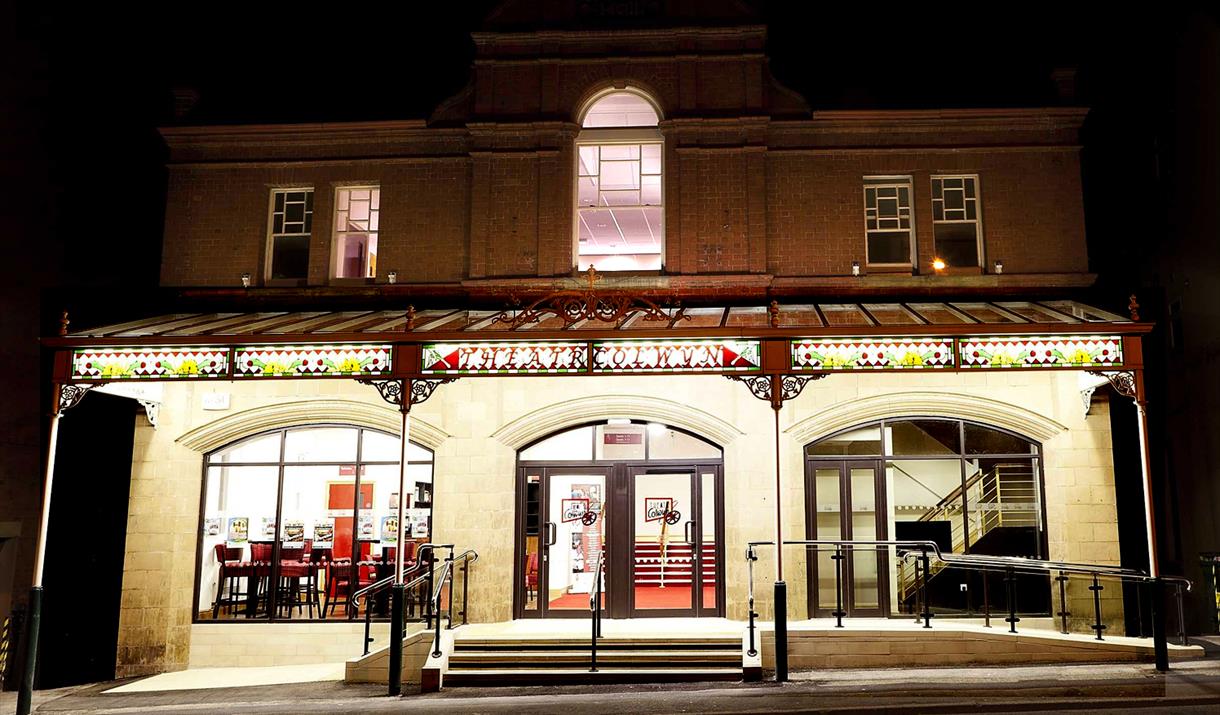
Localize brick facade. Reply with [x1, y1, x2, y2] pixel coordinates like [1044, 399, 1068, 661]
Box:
[157, 22, 1091, 295]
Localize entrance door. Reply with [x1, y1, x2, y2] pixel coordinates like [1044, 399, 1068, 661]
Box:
[516, 464, 722, 618]
[806, 460, 888, 617]
[518, 467, 611, 618]
[628, 468, 720, 617]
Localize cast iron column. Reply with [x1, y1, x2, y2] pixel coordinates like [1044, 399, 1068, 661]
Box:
[388, 380, 411, 696]
[770, 375, 788, 682]
[17, 384, 65, 715]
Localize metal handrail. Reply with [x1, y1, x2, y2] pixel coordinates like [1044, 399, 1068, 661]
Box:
[589, 550, 605, 673]
[430, 549, 479, 659]
[745, 538, 1194, 666]
[352, 543, 451, 610]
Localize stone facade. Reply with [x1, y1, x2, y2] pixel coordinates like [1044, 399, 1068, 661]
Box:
[114, 371, 1122, 676]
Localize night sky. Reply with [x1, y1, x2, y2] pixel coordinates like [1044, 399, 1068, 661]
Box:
[1, 2, 1198, 330]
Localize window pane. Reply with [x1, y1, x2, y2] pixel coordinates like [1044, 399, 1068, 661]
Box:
[284, 427, 358, 463]
[198, 465, 279, 619]
[934, 223, 979, 267]
[806, 426, 882, 456]
[641, 175, 662, 205]
[963, 458, 1041, 556]
[271, 235, 310, 280]
[888, 459, 965, 553]
[647, 426, 721, 460]
[640, 144, 661, 174]
[964, 424, 1035, 455]
[579, 146, 600, 176]
[520, 426, 594, 461]
[210, 432, 281, 463]
[887, 420, 960, 456]
[582, 91, 659, 128]
[867, 231, 911, 264]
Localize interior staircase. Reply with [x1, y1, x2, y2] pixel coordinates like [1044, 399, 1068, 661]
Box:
[443, 634, 742, 685]
[632, 541, 716, 586]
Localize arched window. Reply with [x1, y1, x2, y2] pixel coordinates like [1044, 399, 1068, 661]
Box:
[575, 89, 664, 272]
[195, 425, 433, 622]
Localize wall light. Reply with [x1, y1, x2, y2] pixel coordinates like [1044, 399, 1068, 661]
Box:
[606, 418, 632, 426]
[647, 422, 667, 436]
[993, 260, 1004, 275]
[240, 272, 251, 288]
[388, 271, 398, 284]
[851, 261, 861, 277]
[931, 258, 947, 272]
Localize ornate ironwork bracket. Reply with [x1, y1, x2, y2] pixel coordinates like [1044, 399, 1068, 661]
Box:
[1087, 370, 1136, 400]
[726, 374, 827, 409]
[359, 378, 457, 408]
[493, 265, 687, 329]
[57, 383, 102, 416]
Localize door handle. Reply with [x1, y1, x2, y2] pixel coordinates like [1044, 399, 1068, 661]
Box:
[545, 521, 557, 546]
[684, 520, 695, 545]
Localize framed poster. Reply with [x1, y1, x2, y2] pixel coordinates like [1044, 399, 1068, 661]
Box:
[203, 518, 222, 537]
[643, 497, 673, 523]
[381, 515, 399, 544]
[561, 498, 589, 523]
[282, 519, 305, 549]
[261, 517, 277, 539]
[358, 513, 376, 540]
[312, 519, 335, 548]
[226, 517, 248, 545]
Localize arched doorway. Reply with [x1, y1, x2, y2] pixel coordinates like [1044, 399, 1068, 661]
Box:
[514, 420, 724, 619]
[804, 418, 1049, 618]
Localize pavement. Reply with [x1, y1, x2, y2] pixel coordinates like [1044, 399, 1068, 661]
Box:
[7, 658, 1220, 714]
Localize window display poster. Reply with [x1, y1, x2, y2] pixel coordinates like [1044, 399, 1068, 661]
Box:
[381, 515, 399, 544]
[226, 517, 248, 545]
[412, 515, 429, 539]
[203, 518, 222, 537]
[282, 519, 305, 548]
[313, 520, 335, 548]
[358, 513, 376, 540]
[261, 517, 277, 539]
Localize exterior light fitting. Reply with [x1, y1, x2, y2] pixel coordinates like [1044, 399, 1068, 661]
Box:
[606, 418, 632, 425]
[240, 272, 251, 288]
[851, 261, 861, 277]
[388, 271, 398, 284]
[994, 260, 1004, 274]
[646, 422, 667, 436]
[932, 258, 947, 272]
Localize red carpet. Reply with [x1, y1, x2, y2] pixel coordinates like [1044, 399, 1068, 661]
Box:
[547, 586, 715, 610]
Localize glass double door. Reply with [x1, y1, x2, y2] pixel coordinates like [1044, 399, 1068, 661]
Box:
[806, 460, 889, 617]
[517, 464, 722, 618]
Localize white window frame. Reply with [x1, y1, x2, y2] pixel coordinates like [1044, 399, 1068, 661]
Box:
[573, 87, 665, 273]
[264, 187, 314, 284]
[862, 175, 916, 269]
[330, 185, 380, 280]
[931, 174, 985, 268]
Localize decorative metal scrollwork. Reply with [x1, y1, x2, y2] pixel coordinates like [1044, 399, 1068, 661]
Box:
[57, 383, 101, 415]
[1087, 370, 1136, 399]
[359, 379, 406, 406]
[409, 378, 456, 405]
[726, 373, 827, 408]
[493, 266, 687, 329]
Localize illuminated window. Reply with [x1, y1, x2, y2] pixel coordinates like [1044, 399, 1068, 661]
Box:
[267, 189, 313, 282]
[333, 186, 380, 279]
[863, 176, 915, 267]
[576, 90, 663, 272]
[931, 175, 982, 268]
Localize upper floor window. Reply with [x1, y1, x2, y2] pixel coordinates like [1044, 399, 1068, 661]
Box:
[333, 186, 380, 279]
[576, 90, 663, 272]
[863, 176, 914, 268]
[931, 175, 982, 268]
[266, 189, 313, 282]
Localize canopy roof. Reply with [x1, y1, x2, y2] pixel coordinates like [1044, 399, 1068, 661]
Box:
[55, 300, 1133, 346]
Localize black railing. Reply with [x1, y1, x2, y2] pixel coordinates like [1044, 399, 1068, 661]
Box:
[746, 539, 1192, 680]
[352, 544, 441, 656]
[430, 549, 479, 660]
[589, 550, 605, 672]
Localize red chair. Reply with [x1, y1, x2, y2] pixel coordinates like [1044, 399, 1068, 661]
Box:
[324, 540, 371, 618]
[211, 544, 250, 618]
[525, 552, 539, 604]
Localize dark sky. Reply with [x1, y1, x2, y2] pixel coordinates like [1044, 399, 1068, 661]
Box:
[1, 1, 1197, 329]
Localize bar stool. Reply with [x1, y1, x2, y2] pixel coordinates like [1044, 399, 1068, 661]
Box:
[211, 544, 248, 618]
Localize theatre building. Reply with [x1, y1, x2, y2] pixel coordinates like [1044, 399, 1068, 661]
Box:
[16, 1, 1203, 695]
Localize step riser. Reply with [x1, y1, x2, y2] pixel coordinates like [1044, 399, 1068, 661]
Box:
[444, 671, 740, 686]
